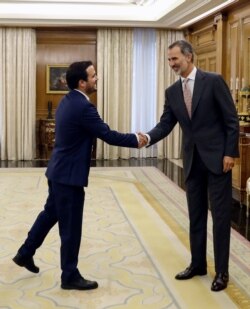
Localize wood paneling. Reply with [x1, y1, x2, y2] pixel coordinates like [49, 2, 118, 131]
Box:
[36, 29, 97, 158]
[187, 20, 217, 73]
[242, 17, 250, 88]
[208, 55, 216, 72]
[197, 57, 206, 70]
[36, 30, 97, 120]
[196, 52, 216, 71]
[195, 29, 215, 46]
[226, 3, 250, 93]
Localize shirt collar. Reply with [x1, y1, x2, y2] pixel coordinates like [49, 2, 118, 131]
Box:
[74, 89, 90, 101]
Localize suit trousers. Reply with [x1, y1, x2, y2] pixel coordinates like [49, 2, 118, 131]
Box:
[18, 180, 85, 282]
[185, 148, 232, 273]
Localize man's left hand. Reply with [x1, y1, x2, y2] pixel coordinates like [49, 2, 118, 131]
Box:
[223, 156, 235, 173]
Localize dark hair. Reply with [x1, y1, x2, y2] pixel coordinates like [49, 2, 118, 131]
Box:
[66, 61, 93, 90]
[168, 40, 194, 62]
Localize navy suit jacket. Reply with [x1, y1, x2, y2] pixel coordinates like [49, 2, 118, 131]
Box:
[46, 90, 138, 187]
[147, 69, 239, 179]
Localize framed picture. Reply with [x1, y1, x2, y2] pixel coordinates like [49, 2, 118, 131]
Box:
[46, 64, 69, 94]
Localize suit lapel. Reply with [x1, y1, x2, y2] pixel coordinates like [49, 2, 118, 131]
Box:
[192, 69, 205, 117]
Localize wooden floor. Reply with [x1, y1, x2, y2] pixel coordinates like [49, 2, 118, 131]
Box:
[0, 157, 249, 241]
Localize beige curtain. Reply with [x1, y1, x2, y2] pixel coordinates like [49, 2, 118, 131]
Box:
[156, 30, 184, 159]
[96, 28, 184, 160]
[0, 28, 36, 160]
[96, 29, 133, 160]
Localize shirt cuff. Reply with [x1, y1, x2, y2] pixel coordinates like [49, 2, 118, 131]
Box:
[145, 134, 151, 146]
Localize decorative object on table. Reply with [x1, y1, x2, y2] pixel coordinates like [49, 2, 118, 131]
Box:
[47, 101, 53, 119]
[238, 85, 250, 124]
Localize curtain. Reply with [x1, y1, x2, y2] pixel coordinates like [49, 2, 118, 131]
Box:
[0, 28, 36, 160]
[130, 28, 157, 158]
[155, 30, 184, 159]
[97, 28, 184, 160]
[96, 29, 133, 160]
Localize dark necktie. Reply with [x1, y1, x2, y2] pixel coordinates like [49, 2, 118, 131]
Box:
[183, 78, 192, 118]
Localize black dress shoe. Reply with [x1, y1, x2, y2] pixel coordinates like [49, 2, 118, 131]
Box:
[61, 276, 98, 290]
[175, 265, 207, 280]
[13, 253, 39, 273]
[211, 272, 229, 292]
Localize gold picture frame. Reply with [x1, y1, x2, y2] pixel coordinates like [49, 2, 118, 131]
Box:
[46, 64, 69, 94]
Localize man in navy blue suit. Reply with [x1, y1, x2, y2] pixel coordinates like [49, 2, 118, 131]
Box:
[13, 61, 142, 290]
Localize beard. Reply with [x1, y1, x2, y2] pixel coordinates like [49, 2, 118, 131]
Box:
[85, 84, 97, 95]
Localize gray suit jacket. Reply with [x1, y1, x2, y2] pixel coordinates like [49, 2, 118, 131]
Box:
[147, 69, 239, 179]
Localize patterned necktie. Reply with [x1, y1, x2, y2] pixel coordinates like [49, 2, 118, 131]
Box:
[183, 78, 192, 118]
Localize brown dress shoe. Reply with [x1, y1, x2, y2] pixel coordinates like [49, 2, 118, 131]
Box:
[13, 253, 39, 273]
[211, 273, 229, 291]
[175, 265, 207, 280]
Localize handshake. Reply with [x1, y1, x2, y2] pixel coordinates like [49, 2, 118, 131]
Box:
[137, 132, 148, 149]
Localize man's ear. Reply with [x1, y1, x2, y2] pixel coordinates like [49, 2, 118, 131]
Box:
[79, 79, 86, 89]
[187, 53, 193, 63]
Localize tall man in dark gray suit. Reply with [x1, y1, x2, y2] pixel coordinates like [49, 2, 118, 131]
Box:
[13, 61, 144, 291]
[140, 40, 239, 291]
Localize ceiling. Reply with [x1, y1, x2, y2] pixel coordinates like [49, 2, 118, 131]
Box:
[0, 0, 238, 29]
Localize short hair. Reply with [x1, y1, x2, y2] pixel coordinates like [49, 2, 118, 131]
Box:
[66, 61, 93, 90]
[168, 40, 194, 62]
